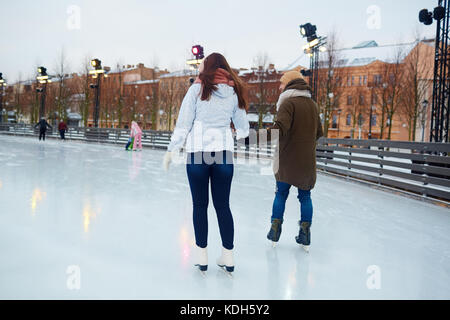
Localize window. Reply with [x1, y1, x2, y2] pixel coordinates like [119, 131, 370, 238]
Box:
[359, 94, 365, 105]
[358, 114, 364, 126]
[347, 77, 351, 87]
[352, 76, 355, 86]
[359, 76, 363, 86]
[346, 114, 351, 126]
[374, 74, 382, 86]
[364, 75, 368, 86]
[332, 115, 338, 128]
[335, 76, 341, 86]
[371, 94, 378, 105]
[347, 96, 353, 105]
[389, 74, 395, 84]
[371, 115, 377, 126]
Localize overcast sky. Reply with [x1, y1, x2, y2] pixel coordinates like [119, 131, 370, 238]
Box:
[1, 0, 437, 83]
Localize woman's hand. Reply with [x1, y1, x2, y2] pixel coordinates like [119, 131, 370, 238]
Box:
[163, 151, 173, 171]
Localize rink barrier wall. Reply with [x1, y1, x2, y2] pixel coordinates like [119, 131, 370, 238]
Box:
[0, 123, 449, 202]
[316, 138, 450, 202]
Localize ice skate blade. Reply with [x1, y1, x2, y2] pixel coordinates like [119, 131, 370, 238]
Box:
[195, 264, 208, 275]
[218, 265, 234, 278]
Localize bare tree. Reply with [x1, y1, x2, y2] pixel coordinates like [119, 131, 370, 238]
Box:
[160, 74, 190, 131]
[13, 73, 23, 123]
[150, 63, 160, 131]
[379, 48, 405, 140]
[79, 56, 92, 127]
[316, 31, 346, 137]
[114, 63, 125, 128]
[346, 86, 370, 139]
[399, 38, 433, 141]
[253, 52, 272, 129]
[53, 49, 71, 123]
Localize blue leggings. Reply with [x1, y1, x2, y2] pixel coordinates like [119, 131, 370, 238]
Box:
[186, 151, 234, 250]
[271, 181, 313, 223]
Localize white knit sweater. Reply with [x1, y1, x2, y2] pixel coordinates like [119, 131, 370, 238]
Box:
[167, 83, 249, 153]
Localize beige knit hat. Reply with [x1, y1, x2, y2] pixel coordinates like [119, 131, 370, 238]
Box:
[280, 70, 304, 85]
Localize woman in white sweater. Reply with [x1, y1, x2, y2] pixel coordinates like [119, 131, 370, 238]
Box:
[163, 53, 249, 275]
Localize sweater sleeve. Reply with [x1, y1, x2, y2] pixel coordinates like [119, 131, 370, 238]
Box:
[167, 84, 200, 152]
[231, 97, 249, 140]
[272, 101, 293, 137]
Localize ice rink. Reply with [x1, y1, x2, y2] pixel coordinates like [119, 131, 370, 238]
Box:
[0, 134, 449, 300]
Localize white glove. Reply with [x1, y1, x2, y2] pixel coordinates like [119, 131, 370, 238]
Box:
[163, 151, 173, 171]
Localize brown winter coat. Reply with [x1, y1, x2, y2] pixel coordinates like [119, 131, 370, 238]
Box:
[272, 78, 323, 190]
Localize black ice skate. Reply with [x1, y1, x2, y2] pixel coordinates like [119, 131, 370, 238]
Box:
[267, 219, 283, 247]
[295, 221, 311, 253]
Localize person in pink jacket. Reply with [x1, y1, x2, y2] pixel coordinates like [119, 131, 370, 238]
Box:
[130, 121, 143, 151]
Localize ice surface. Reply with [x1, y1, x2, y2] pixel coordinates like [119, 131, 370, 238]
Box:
[0, 135, 449, 300]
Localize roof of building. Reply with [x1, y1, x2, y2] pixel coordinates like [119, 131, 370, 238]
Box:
[124, 79, 159, 85]
[158, 69, 197, 78]
[352, 40, 379, 49]
[286, 40, 430, 71]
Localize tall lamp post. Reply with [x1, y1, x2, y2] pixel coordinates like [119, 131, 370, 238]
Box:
[36, 67, 51, 120]
[0, 73, 6, 123]
[419, 2, 449, 142]
[187, 45, 205, 78]
[299, 23, 327, 101]
[337, 109, 342, 137]
[89, 58, 106, 128]
[421, 100, 429, 142]
[368, 105, 376, 139]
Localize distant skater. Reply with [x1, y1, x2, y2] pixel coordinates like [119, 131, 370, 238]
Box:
[163, 53, 249, 275]
[131, 121, 143, 151]
[58, 120, 68, 140]
[267, 71, 323, 252]
[34, 117, 53, 141]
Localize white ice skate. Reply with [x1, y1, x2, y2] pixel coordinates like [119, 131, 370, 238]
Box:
[302, 245, 310, 253]
[194, 245, 208, 276]
[217, 247, 234, 278]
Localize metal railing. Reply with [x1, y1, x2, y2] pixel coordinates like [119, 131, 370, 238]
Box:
[316, 138, 450, 202]
[0, 123, 172, 149]
[1, 123, 449, 202]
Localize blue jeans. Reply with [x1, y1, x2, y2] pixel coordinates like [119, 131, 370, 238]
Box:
[186, 151, 234, 250]
[271, 181, 313, 223]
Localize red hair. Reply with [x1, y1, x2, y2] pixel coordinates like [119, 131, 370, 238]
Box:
[199, 53, 248, 111]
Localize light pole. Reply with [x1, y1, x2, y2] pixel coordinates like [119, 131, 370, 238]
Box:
[36, 67, 50, 120]
[0, 73, 6, 123]
[299, 23, 327, 101]
[337, 109, 342, 137]
[422, 100, 429, 142]
[89, 59, 105, 128]
[368, 105, 376, 139]
[419, 2, 449, 142]
[187, 45, 204, 73]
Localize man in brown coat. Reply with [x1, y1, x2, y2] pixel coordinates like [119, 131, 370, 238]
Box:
[267, 71, 323, 252]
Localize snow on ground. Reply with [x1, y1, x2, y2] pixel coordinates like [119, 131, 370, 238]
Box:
[0, 135, 449, 299]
